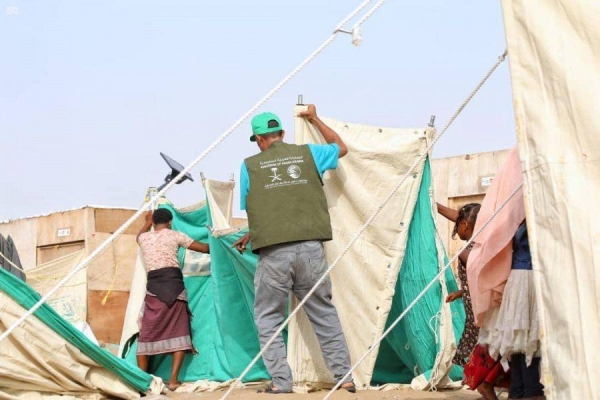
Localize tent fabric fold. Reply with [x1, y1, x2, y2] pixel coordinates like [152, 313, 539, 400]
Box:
[0, 268, 161, 399]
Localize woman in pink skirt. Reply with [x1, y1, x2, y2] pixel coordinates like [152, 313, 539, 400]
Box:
[136, 209, 209, 391]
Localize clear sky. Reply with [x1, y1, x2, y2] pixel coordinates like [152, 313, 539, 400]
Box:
[0, 0, 515, 221]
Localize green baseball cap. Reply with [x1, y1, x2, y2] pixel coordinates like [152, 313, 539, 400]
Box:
[250, 112, 283, 142]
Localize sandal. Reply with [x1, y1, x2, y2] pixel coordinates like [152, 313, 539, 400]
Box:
[338, 381, 357, 393]
[257, 384, 292, 394]
[167, 381, 182, 391]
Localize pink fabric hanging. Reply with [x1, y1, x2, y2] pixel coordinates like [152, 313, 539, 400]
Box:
[467, 147, 525, 325]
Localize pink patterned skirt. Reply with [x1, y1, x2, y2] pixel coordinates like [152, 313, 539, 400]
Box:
[137, 295, 194, 355]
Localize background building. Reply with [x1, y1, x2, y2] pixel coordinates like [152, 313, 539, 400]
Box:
[0, 206, 145, 352]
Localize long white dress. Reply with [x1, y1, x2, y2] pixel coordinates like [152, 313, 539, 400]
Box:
[487, 223, 541, 369]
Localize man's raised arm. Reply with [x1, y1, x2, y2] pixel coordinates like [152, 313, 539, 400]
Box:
[298, 104, 348, 158]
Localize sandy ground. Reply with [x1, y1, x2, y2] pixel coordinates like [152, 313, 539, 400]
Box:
[155, 387, 503, 400]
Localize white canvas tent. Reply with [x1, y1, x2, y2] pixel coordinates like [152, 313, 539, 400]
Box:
[26, 250, 88, 324]
[501, 1, 600, 398]
[288, 108, 461, 389]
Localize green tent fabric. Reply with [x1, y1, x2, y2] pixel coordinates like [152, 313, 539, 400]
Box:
[123, 202, 269, 383]
[0, 267, 153, 393]
[372, 159, 466, 384]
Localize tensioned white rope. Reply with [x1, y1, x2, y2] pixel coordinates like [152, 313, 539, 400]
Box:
[325, 182, 524, 398]
[220, 50, 508, 399]
[353, 0, 391, 30]
[0, 0, 386, 345]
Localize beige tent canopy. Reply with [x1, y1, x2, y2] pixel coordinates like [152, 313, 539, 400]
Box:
[289, 108, 459, 389]
[502, 1, 600, 398]
[0, 267, 164, 399]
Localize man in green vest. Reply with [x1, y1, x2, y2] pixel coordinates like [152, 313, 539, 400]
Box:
[233, 104, 356, 394]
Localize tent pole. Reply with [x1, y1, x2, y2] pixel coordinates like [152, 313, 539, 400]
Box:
[429, 115, 436, 127]
[145, 187, 158, 211]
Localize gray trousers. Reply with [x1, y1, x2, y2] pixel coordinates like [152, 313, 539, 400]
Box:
[254, 240, 353, 391]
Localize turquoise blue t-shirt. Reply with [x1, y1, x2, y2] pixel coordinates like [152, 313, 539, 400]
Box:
[240, 143, 340, 210]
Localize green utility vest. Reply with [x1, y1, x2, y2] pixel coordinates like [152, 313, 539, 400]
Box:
[245, 141, 333, 252]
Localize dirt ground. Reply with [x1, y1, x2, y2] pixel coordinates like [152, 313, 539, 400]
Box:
[158, 387, 501, 400]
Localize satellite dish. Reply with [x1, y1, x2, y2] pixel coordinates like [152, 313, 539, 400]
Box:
[157, 152, 194, 191]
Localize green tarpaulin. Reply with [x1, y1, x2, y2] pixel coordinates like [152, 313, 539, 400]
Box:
[372, 159, 465, 383]
[123, 202, 269, 382]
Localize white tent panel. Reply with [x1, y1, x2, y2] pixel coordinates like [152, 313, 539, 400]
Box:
[501, 1, 600, 398]
[289, 108, 456, 389]
[27, 250, 87, 323]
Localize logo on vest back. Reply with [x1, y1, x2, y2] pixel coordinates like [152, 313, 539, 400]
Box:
[287, 165, 301, 179]
[269, 167, 282, 182]
[259, 155, 308, 189]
